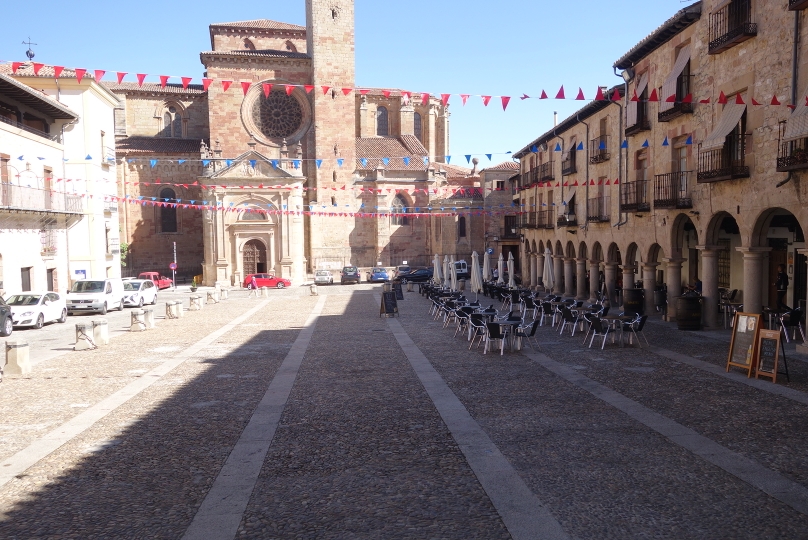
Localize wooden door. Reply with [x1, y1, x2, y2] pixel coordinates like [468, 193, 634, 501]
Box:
[243, 240, 267, 277]
[768, 251, 787, 309]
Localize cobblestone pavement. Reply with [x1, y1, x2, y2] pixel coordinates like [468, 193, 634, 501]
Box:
[0, 285, 807, 539]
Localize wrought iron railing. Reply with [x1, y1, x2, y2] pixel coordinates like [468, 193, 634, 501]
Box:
[538, 209, 555, 229]
[626, 104, 651, 136]
[0, 115, 61, 142]
[653, 171, 693, 209]
[790, 0, 808, 11]
[697, 145, 750, 182]
[0, 183, 83, 214]
[708, 0, 757, 54]
[561, 153, 577, 176]
[557, 213, 577, 227]
[659, 75, 695, 122]
[777, 137, 808, 172]
[539, 161, 554, 182]
[587, 196, 610, 223]
[590, 135, 610, 164]
[620, 180, 650, 212]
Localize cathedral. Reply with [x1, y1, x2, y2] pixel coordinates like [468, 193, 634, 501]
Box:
[109, 0, 484, 286]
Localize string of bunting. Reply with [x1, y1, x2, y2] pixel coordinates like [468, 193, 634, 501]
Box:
[2, 60, 803, 111]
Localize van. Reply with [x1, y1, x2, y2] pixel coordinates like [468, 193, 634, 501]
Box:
[66, 278, 125, 315]
[454, 260, 469, 279]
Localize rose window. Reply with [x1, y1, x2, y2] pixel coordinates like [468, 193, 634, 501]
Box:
[252, 91, 304, 139]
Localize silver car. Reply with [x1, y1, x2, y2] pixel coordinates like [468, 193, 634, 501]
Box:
[314, 270, 334, 285]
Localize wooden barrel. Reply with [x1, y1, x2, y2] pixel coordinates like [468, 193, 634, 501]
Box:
[676, 296, 702, 330]
[623, 288, 645, 316]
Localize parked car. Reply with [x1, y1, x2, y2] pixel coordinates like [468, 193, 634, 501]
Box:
[367, 268, 390, 282]
[123, 279, 159, 307]
[314, 270, 334, 285]
[6, 292, 67, 329]
[0, 296, 11, 336]
[454, 260, 470, 279]
[393, 265, 411, 279]
[66, 278, 125, 315]
[242, 273, 292, 289]
[395, 268, 434, 283]
[341, 266, 361, 285]
[137, 272, 173, 290]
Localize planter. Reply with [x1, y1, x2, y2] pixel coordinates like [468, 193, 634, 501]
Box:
[190, 287, 198, 293]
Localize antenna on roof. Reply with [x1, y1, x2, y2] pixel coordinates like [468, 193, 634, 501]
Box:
[23, 37, 37, 60]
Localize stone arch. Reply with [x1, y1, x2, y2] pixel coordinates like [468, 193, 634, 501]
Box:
[648, 243, 665, 264]
[607, 242, 622, 264]
[158, 187, 178, 233]
[566, 241, 576, 258]
[239, 206, 270, 221]
[531, 239, 537, 252]
[240, 80, 313, 148]
[591, 242, 604, 262]
[625, 242, 639, 266]
[750, 207, 804, 248]
[578, 242, 588, 260]
[232, 196, 278, 224]
[671, 213, 698, 257]
[284, 40, 298, 53]
[538, 240, 545, 253]
[154, 101, 188, 138]
[705, 211, 738, 245]
[241, 238, 268, 275]
[555, 240, 564, 257]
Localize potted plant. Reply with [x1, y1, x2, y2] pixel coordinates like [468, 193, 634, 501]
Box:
[190, 278, 198, 293]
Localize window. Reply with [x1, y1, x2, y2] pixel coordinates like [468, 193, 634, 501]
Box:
[390, 195, 408, 226]
[457, 216, 466, 238]
[496, 180, 505, 191]
[21, 267, 31, 292]
[377, 106, 389, 136]
[636, 150, 648, 181]
[244, 38, 256, 50]
[285, 40, 298, 53]
[100, 131, 106, 162]
[414, 112, 422, 142]
[159, 188, 177, 233]
[161, 105, 183, 138]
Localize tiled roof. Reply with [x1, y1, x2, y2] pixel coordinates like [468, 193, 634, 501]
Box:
[116, 136, 206, 155]
[448, 188, 483, 201]
[399, 135, 428, 155]
[0, 73, 78, 119]
[0, 63, 91, 80]
[356, 137, 428, 171]
[483, 161, 520, 172]
[614, 1, 701, 70]
[431, 162, 472, 178]
[201, 49, 310, 60]
[210, 19, 305, 31]
[104, 82, 206, 96]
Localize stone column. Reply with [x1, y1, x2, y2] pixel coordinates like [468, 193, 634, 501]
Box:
[621, 265, 636, 289]
[642, 263, 659, 315]
[536, 252, 545, 287]
[737, 247, 771, 315]
[553, 255, 564, 294]
[664, 258, 685, 321]
[604, 263, 619, 307]
[530, 253, 538, 288]
[522, 250, 531, 287]
[589, 261, 600, 303]
[564, 258, 575, 297]
[576, 258, 588, 300]
[698, 245, 721, 328]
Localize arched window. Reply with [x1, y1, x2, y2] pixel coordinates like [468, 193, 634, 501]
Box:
[377, 106, 389, 137]
[159, 187, 177, 233]
[240, 207, 268, 221]
[161, 105, 183, 138]
[390, 195, 408, 226]
[244, 38, 256, 50]
[414, 112, 422, 142]
[285, 40, 298, 53]
[457, 216, 466, 238]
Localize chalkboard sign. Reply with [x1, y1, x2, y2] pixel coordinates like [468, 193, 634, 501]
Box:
[393, 282, 404, 300]
[726, 312, 761, 377]
[380, 291, 399, 317]
[754, 329, 781, 383]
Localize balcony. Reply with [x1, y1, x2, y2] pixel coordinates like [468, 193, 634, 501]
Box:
[538, 209, 555, 229]
[557, 213, 577, 228]
[501, 227, 521, 240]
[654, 172, 693, 209]
[625, 104, 651, 137]
[777, 137, 808, 172]
[589, 136, 610, 164]
[0, 184, 83, 214]
[539, 161, 555, 182]
[104, 200, 119, 213]
[658, 76, 695, 122]
[790, 0, 808, 10]
[561, 155, 577, 176]
[526, 212, 537, 228]
[697, 146, 750, 183]
[587, 196, 610, 223]
[0, 115, 62, 142]
[40, 229, 57, 257]
[708, 0, 756, 54]
[620, 180, 650, 212]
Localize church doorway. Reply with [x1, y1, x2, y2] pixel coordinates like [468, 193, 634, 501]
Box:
[243, 240, 268, 275]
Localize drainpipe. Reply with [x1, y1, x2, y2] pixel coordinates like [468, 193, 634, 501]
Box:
[553, 128, 566, 224]
[577, 113, 590, 225]
[614, 67, 629, 227]
[778, 11, 801, 188]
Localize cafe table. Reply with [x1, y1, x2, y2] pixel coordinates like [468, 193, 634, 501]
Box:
[601, 314, 635, 347]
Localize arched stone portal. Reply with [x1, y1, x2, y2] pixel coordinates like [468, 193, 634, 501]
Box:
[243, 239, 268, 275]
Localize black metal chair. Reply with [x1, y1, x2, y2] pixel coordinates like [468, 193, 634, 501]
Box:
[587, 317, 610, 349]
[779, 308, 806, 343]
[622, 315, 649, 347]
[558, 306, 582, 336]
[514, 319, 541, 351]
[484, 322, 509, 355]
[468, 314, 487, 349]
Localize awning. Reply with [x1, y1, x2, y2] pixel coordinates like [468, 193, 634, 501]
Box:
[701, 102, 746, 151]
[626, 72, 649, 128]
[561, 138, 576, 161]
[783, 84, 808, 142]
[660, 45, 691, 113]
[563, 188, 576, 205]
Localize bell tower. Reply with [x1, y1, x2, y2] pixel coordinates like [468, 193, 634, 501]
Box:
[305, 0, 358, 267]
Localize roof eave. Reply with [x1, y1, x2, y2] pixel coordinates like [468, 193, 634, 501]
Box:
[0, 74, 78, 120]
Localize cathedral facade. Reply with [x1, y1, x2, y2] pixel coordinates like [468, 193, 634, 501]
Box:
[110, 0, 472, 286]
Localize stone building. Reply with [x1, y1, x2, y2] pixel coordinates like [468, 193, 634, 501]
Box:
[514, 0, 808, 328]
[107, 0, 470, 286]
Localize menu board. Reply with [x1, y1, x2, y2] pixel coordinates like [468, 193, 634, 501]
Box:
[726, 312, 761, 377]
[380, 291, 399, 317]
[393, 282, 404, 300]
[755, 329, 781, 383]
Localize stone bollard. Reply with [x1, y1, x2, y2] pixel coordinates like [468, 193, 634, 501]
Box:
[261, 287, 269, 298]
[407, 282, 413, 293]
[310, 283, 318, 296]
[177, 301, 185, 318]
[190, 295, 203, 311]
[143, 307, 155, 329]
[5, 340, 30, 375]
[206, 290, 218, 304]
[219, 288, 229, 300]
[166, 301, 179, 320]
[75, 322, 96, 351]
[93, 319, 110, 346]
[130, 310, 146, 332]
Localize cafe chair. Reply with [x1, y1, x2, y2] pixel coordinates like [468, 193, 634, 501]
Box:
[523, 297, 539, 320]
[587, 317, 611, 350]
[514, 319, 541, 351]
[778, 308, 806, 343]
[539, 302, 554, 326]
[558, 306, 582, 337]
[484, 322, 509, 355]
[468, 314, 487, 348]
[622, 315, 649, 347]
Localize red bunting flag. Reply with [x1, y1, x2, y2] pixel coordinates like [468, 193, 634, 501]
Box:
[751, 97, 762, 106]
[241, 81, 251, 95]
[540, 89, 548, 99]
[421, 92, 430, 105]
[682, 94, 692, 103]
[631, 88, 639, 102]
[159, 75, 169, 88]
[286, 85, 295, 96]
[595, 87, 605, 101]
[136, 73, 147, 87]
[563, 181, 569, 187]
[359, 88, 369, 95]
[612, 88, 622, 101]
[181, 77, 192, 89]
[53, 66, 64, 78]
[665, 93, 676, 103]
[11, 62, 22, 74]
[75, 69, 86, 84]
[441, 93, 451, 106]
[461, 94, 470, 105]
[262, 83, 272, 97]
[598, 179, 603, 185]
[590, 179, 595, 185]
[575, 88, 585, 100]
[32, 63, 44, 75]
[305, 85, 315, 93]
[555, 86, 565, 99]
[94, 70, 106, 82]
[788, 104, 797, 110]
[699, 98, 711, 104]
[606, 180, 611, 185]
[614, 178, 620, 184]
[771, 95, 781, 106]
[481, 95, 491, 106]
[202, 78, 213, 91]
[648, 88, 659, 102]
[735, 93, 745, 105]
[116, 72, 127, 83]
[381, 89, 392, 99]
[501, 96, 511, 111]
[718, 91, 727, 104]
[221, 80, 232, 92]
[338, 87, 350, 96]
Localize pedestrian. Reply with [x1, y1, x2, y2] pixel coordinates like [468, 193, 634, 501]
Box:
[492, 268, 499, 280]
[247, 275, 259, 298]
[775, 264, 789, 311]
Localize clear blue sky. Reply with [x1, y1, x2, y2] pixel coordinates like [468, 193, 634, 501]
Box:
[2, 0, 693, 163]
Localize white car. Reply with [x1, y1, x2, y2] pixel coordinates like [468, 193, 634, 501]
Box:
[314, 270, 334, 285]
[123, 279, 159, 307]
[6, 292, 67, 329]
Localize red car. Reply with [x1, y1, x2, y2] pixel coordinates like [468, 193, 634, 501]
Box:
[137, 272, 173, 290]
[243, 273, 292, 289]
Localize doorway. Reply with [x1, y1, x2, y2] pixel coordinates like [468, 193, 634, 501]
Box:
[768, 248, 787, 309]
[47, 269, 55, 292]
[243, 239, 267, 276]
[21, 267, 31, 291]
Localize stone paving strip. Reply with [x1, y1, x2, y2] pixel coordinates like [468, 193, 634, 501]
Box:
[236, 291, 511, 539]
[399, 293, 808, 539]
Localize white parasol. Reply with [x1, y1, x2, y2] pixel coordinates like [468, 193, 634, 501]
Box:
[542, 247, 554, 291]
[433, 254, 442, 285]
[470, 251, 483, 299]
[443, 255, 451, 288]
[508, 252, 516, 289]
[450, 255, 458, 292]
[482, 251, 492, 281]
[497, 253, 505, 284]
